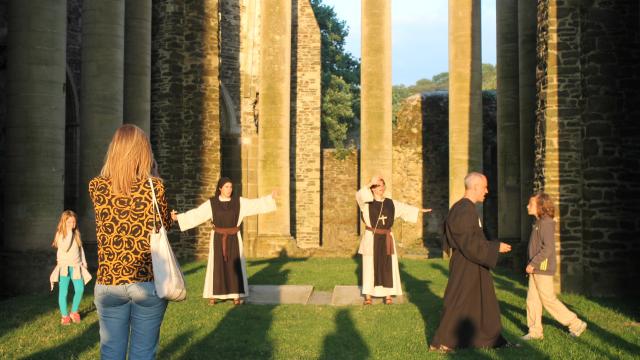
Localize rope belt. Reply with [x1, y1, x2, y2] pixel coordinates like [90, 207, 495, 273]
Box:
[365, 226, 394, 255]
[215, 227, 240, 262]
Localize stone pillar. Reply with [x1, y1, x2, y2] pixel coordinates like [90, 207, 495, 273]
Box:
[79, 0, 125, 243]
[292, 0, 321, 248]
[360, 0, 393, 194]
[4, 0, 67, 250]
[124, 0, 151, 133]
[448, 0, 483, 204]
[258, 0, 291, 239]
[518, 0, 537, 246]
[496, 0, 521, 252]
[536, 0, 584, 293]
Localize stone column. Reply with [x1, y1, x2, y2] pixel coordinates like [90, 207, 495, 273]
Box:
[4, 0, 67, 250]
[518, 0, 537, 246]
[124, 0, 152, 133]
[496, 0, 521, 251]
[292, 0, 321, 248]
[536, 0, 584, 293]
[448, 0, 482, 204]
[258, 0, 291, 238]
[360, 0, 393, 194]
[79, 0, 125, 243]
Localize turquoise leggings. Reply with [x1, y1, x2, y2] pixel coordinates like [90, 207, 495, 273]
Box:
[59, 267, 84, 316]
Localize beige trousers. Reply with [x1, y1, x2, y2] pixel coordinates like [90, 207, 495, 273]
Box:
[526, 274, 582, 336]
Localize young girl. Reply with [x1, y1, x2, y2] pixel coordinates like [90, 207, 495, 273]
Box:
[522, 193, 587, 340]
[49, 210, 92, 325]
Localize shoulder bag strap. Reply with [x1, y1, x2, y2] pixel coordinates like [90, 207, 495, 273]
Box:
[148, 178, 164, 229]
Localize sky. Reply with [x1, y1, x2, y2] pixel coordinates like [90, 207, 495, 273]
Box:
[320, 0, 497, 86]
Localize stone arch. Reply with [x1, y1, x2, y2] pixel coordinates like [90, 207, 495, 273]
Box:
[220, 81, 242, 191]
[64, 66, 80, 211]
[220, 82, 240, 136]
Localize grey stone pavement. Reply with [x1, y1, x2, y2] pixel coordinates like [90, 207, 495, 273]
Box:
[245, 285, 405, 305]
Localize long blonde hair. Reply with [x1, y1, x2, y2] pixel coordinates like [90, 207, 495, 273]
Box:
[100, 124, 153, 195]
[52, 210, 82, 248]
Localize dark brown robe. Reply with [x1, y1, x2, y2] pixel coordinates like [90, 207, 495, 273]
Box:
[367, 199, 395, 288]
[210, 196, 243, 295]
[432, 198, 507, 349]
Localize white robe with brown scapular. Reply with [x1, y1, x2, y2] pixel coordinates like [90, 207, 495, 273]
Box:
[176, 195, 276, 299]
[356, 187, 419, 297]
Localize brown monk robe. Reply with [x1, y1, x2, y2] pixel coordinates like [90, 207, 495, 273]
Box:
[431, 198, 508, 349]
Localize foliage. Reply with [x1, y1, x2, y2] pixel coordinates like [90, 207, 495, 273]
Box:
[310, 0, 361, 150]
[321, 75, 353, 150]
[392, 64, 497, 121]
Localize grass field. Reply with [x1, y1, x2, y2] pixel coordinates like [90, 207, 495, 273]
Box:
[1, 257, 638, 359]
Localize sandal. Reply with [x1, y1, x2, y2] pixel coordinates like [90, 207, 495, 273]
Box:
[429, 344, 453, 353]
[363, 297, 372, 305]
[233, 298, 244, 305]
[208, 298, 216, 305]
[384, 297, 393, 305]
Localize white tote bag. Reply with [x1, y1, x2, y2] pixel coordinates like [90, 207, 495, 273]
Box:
[149, 178, 187, 302]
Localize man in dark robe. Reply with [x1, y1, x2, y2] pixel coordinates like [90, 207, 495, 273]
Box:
[430, 172, 513, 351]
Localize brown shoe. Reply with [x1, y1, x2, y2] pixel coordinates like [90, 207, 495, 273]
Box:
[233, 298, 244, 305]
[363, 296, 372, 305]
[208, 298, 216, 305]
[384, 297, 393, 305]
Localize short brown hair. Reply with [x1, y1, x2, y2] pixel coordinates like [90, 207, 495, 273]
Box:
[534, 192, 555, 219]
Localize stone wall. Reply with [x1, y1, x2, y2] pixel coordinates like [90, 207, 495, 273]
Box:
[0, 0, 6, 249]
[536, 0, 640, 295]
[151, 1, 221, 260]
[321, 149, 359, 254]
[578, 0, 640, 295]
[291, 0, 321, 248]
[392, 91, 497, 258]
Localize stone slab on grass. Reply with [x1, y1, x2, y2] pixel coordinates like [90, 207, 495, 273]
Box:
[331, 285, 405, 305]
[307, 290, 333, 305]
[247, 285, 314, 305]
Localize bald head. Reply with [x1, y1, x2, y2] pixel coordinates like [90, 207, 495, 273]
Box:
[464, 172, 485, 189]
[464, 172, 488, 203]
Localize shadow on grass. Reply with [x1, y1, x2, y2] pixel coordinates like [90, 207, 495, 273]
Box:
[23, 321, 99, 360]
[182, 264, 206, 276]
[319, 309, 369, 360]
[0, 279, 96, 340]
[573, 308, 640, 357]
[399, 262, 442, 347]
[176, 252, 306, 359]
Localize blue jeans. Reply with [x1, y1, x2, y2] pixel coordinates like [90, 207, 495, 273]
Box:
[94, 282, 167, 360]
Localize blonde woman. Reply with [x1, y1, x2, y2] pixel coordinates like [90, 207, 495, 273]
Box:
[522, 193, 587, 340]
[49, 210, 91, 325]
[89, 124, 172, 359]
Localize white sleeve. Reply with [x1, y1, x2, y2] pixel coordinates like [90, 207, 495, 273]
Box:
[392, 199, 420, 223]
[240, 195, 277, 218]
[177, 200, 213, 231]
[355, 186, 373, 210]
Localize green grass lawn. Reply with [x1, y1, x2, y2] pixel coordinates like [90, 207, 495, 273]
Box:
[1, 258, 638, 359]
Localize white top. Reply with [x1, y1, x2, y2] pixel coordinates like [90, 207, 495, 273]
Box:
[177, 195, 277, 230]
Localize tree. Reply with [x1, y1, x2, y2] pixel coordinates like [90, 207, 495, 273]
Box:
[322, 75, 354, 150]
[310, 0, 361, 149]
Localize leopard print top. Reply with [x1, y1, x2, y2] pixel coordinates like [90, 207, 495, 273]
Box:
[89, 176, 172, 285]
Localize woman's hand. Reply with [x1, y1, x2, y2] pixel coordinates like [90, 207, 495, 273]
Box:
[271, 189, 279, 200]
[420, 208, 432, 213]
[171, 210, 178, 221]
[525, 264, 535, 274]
